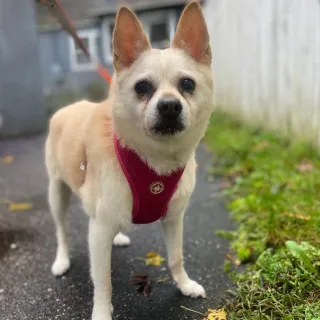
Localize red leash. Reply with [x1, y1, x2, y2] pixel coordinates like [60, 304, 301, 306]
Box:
[41, 0, 112, 84]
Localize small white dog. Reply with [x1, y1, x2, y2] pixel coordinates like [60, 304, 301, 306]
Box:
[45, 1, 213, 319]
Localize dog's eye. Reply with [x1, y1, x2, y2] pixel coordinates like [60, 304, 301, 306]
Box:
[134, 80, 154, 97]
[180, 78, 196, 93]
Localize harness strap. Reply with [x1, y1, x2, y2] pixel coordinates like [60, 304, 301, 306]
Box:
[113, 136, 185, 224]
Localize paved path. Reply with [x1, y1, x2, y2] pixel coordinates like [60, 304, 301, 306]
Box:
[0, 136, 233, 320]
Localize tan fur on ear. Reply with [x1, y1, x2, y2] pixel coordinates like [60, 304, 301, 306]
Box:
[172, 1, 211, 65]
[112, 7, 151, 72]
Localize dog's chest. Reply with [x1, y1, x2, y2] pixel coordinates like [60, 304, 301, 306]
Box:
[82, 151, 196, 225]
[114, 137, 186, 224]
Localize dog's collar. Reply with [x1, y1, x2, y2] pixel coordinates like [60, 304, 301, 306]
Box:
[113, 135, 185, 224]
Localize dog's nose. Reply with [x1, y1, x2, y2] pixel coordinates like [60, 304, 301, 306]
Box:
[157, 98, 182, 118]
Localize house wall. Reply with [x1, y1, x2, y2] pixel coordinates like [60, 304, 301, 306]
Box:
[205, 0, 320, 146]
[0, 0, 46, 138]
[37, 7, 183, 97]
[38, 23, 107, 96]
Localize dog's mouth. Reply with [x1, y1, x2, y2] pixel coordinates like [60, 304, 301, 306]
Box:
[152, 118, 185, 136]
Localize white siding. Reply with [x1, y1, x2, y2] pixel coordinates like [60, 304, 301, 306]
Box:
[205, 0, 320, 146]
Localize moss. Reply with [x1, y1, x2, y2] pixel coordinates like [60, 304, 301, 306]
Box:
[205, 111, 320, 319]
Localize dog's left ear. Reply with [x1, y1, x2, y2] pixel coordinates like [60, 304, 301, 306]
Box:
[172, 1, 211, 65]
[113, 7, 151, 72]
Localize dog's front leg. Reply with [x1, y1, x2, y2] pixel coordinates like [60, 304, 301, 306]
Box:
[89, 217, 118, 320]
[162, 214, 206, 298]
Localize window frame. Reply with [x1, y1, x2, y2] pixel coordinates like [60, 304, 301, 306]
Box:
[69, 29, 100, 72]
[101, 10, 177, 64]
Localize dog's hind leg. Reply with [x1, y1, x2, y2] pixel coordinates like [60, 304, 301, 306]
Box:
[48, 178, 72, 277]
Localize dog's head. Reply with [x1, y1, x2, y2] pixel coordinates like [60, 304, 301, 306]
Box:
[110, 1, 213, 149]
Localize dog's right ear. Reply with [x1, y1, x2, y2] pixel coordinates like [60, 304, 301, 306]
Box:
[112, 7, 151, 72]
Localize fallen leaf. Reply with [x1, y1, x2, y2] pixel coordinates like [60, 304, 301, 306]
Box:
[142, 282, 151, 296]
[145, 252, 165, 266]
[225, 253, 233, 261]
[2, 155, 14, 164]
[181, 306, 227, 320]
[296, 159, 314, 172]
[130, 273, 152, 296]
[206, 308, 227, 320]
[8, 202, 32, 211]
[129, 273, 148, 285]
[225, 252, 241, 266]
[233, 258, 241, 266]
[284, 211, 311, 221]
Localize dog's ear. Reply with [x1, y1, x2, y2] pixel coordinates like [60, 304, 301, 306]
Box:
[172, 1, 211, 65]
[112, 7, 151, 72]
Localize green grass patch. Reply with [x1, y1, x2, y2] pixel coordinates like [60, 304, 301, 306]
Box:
[205, 111, 320, 319]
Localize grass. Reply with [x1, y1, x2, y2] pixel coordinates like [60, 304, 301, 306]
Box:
[205, 111, 320, 320]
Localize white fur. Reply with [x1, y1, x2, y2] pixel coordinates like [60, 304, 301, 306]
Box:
[113, 232, 131, 246]
[46, 3, 213, 319]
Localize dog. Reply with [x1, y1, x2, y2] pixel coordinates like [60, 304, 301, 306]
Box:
[45, 1, 213, 319]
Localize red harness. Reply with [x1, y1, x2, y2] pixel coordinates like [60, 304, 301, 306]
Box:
[113, 136, 185, 224]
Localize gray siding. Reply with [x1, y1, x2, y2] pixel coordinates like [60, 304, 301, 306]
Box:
[0, 0, 46, 138]
[37, 7, 183, 96]
[38, 23, 110, 96]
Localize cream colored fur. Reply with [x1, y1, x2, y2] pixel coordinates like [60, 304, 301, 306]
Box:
[45, 2, 213, 319]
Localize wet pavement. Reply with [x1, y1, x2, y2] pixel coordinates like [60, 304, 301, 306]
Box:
[0, 135, 234, 320]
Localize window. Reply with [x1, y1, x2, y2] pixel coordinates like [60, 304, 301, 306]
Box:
[69, 29, 100, 72]
[102, 10, 176, 63]
[149, 22, 170, 49]
[142, 11, 176, 50]
[101, 20, 115, 64]
[108, 24, 115, 57]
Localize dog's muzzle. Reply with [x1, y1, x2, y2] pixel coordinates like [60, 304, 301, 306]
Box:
[153, 98, 185, 135]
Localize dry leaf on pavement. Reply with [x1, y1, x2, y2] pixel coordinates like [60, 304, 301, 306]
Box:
[206, 309, 227, 320]
[145, 252, 165, 266]
[8, 202, 33, 211]
[181, 306, 228, 320]
[129, 273, 152, 296]
[2, 155, 14, 164]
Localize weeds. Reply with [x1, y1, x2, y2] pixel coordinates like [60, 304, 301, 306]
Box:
[205, 111, 320, 319]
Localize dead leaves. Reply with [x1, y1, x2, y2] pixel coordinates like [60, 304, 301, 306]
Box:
[129, 273, 169, 297]
[2, 155, 14, 164]
[130, 273, 152, 296]
[226, 252, 241, 266]
[8, 202, 33, 211]
[145, 252, 165, 266]
[181, 306, 227, 320]
[0, 198, 33, 212]
[131, 251, 168, 297]
[206, 309, 227, 320]
[284, 211, 311, 221]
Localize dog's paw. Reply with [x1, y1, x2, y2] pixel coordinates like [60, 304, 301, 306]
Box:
[113, 233, 131, 247]
[178, 280, 206, 298]
[51, 258, 70, 277]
